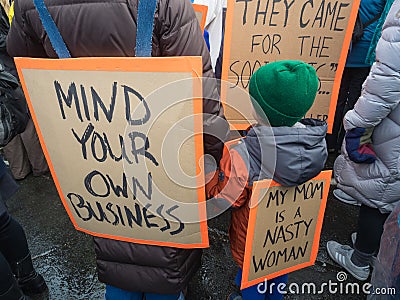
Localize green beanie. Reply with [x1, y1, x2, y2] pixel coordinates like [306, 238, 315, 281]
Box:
[249, 60, 319, 127]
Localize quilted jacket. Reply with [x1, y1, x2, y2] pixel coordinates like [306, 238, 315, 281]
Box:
[335, 0, 400, 213]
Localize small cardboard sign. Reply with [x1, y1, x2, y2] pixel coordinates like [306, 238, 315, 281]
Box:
[241, 170, 332, 289]
[221, 0, 361, 132]
[15, 57, 208, 249]
[193, 3, 208, 32]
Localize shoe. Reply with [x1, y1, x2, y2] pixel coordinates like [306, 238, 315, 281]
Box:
[227, 292, 242, 300]
[350, 233, 377, 268]
[333, 189, 361, 206]
[326, 241, 370, 281]
[18, 272, 47, 295]
[11, 254, 48, 295]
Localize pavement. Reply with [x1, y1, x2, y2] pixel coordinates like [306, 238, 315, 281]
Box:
[5, 154, 370, 300]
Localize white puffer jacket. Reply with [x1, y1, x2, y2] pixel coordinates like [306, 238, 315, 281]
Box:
[334, 0, 400, 213]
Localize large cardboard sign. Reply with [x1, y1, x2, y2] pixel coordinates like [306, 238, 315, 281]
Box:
[15, 57, 208, 249]
[193, 3, 208, 32]
[241, 171, 332, 289]
[222, 0, 361, 131]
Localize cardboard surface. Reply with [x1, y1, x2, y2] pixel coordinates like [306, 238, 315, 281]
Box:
[193, 3, 208, 32]
[222, 0, 361, 132]
[15, 57, 208, 249]
[241, 171, 332, 289]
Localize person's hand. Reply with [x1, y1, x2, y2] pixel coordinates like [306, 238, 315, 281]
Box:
[345, 127, 376, 164]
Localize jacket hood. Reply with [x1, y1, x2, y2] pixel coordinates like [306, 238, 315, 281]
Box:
[244, 118, 328, 186]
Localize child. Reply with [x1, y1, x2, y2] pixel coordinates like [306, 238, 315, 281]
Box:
[206, 60, 328, 300]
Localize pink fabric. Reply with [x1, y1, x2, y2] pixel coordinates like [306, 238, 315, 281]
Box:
[358, 143, 376, 156]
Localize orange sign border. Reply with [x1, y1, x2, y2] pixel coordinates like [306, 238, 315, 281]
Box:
[193, 3, 208, 33]
[221, 0, 361, 133]
[241, 170, 332, 289]
[15, 56, 209, 249]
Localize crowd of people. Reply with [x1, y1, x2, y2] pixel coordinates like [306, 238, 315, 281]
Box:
[0, 0, 399, 299]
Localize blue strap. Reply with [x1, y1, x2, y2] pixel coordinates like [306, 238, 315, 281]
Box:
[136, 0, 157, 57]
[33, 0, 71, 58]
[34, 0, 156, 58]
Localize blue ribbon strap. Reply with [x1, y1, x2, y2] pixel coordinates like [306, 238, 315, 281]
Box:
[33, 0, 71, 58]
[135, 0, 157, 57]
[34, 0, 156, 59]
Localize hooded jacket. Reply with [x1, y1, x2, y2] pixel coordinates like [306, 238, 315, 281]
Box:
[6, 0, 229, 293]
[334, 0, 400, 214]
[346, 0, 387, 67]
[206, 119, 327, 267]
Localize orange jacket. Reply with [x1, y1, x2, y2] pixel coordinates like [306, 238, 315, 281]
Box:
[206, 138, 252, 267]
[206, 120, 328, 268]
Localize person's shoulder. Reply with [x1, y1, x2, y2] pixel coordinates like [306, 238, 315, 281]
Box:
[157, 0, 194, 20]
[158, 0, 186, 11]
[12, 0, 33, 12]
[19, 0, 125, 10]
[13, 0, 78, 13]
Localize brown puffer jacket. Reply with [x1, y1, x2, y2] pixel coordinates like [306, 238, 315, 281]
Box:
[7, 0, 228, 163]
[7, 0, 228, 293]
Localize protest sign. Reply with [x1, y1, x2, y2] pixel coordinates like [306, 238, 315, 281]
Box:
[241, 170, 332, 289]
[15, 57, 208, 249]
[222, 0, 361, 131]
[193, 3, 208, 32]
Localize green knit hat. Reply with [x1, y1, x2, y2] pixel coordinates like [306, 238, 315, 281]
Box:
[249, 60, 318, 127]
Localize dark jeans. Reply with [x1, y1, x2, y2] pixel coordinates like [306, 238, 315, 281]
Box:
[327, 67, 371, 151]
[0, 251, 15, 294]
[355, 205, 390, 255]
[0, 211, 30, 294]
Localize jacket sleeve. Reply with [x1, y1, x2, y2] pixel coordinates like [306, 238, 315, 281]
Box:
[205, 144, 249, 209]
[157, 0, 229, 164]
[344, 2, 400, 131]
